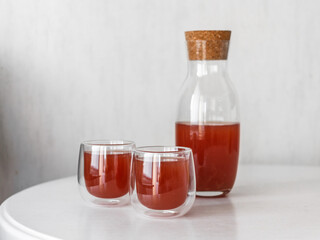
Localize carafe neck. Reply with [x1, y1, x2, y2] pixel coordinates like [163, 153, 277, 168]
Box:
[187, 60, 228, 77]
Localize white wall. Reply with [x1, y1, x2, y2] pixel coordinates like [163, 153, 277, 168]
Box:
[1, 0, 320, 202]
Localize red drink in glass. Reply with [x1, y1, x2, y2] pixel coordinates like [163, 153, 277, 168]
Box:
[84, 151, 131, 198]
[176, 122, 240, 194]
[134, 157, 189, 210]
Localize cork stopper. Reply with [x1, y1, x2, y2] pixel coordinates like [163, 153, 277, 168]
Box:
[185, 30, 231, 60]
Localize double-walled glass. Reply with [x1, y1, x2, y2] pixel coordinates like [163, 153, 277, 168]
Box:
[78, 140, 135, 206]
[130, 146, 196, 218]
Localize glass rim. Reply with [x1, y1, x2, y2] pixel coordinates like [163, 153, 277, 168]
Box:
[135, 146, 192, 154]
[81, 140, 135, 147]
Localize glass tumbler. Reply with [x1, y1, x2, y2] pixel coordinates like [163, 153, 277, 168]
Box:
[78, 140, 135, 206]
[130, 146, 196, 218]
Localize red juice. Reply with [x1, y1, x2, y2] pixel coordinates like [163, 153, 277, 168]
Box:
[134, 157, 189, 210]
[84, 151, 131, 198]
[176, 122, 240, 194]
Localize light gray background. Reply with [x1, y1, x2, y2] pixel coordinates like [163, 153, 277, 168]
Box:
[0, 0, 319, 203]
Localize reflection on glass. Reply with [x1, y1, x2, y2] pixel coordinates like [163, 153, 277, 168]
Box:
[130, 146, 196, 218]
[84, 151, 132, 198]
[78, 140, 135, 207]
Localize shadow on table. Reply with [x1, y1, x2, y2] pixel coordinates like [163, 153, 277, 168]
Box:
[132, 197, 237, 240]
[185, 197, 236, 218]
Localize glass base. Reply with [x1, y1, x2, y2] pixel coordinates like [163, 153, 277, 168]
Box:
[142, 209, 180, 219]
[196, 190, 230, 197]
[79, 187, 130, 207]
[131, 191, 196, 219]
[90, 196, 129, 207]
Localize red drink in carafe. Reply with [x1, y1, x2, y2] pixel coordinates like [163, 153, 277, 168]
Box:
[176, 122, 240, 194]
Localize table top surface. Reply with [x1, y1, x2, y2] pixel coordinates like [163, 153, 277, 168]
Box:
[1, 164, 320, 240]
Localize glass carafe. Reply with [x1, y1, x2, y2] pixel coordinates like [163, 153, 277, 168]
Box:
[175, 31, 240, 197]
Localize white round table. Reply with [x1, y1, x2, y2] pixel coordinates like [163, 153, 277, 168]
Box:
[1, 165, 320, 240]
